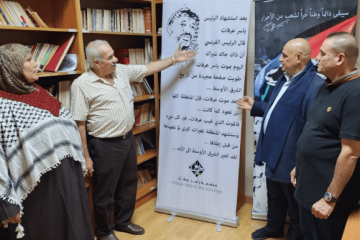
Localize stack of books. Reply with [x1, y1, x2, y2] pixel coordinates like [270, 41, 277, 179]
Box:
[134, 135, 145, 156]
[130, 78, 153, 97]
[115, 39, 153, 65]
[137, 169, 152, 188]
[134, 132, 155, 156]
[81, 7, 151, 34]
[0, 2, 48, 27]
[134, 102, 155, 127]
[29, 34, 75, 72]
[46, 80, 72, 111]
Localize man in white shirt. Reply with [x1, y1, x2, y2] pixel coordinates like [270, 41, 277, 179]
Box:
[71, 40, 194, 240]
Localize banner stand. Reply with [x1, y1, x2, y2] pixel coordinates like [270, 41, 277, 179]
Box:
[157, 0, 250, 227]
[155, 206, 239, 228]
[251, 212, 267, 221]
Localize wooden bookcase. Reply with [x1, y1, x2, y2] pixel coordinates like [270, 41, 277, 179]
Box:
[1, 0, 248, 231]
[0, 0, 85, 77]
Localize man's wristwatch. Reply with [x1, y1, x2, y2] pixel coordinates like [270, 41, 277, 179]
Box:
[324, 192, 338, 203]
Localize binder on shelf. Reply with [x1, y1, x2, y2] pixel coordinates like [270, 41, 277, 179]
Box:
[45, 34, 75, 72]
[115, 48, 130, 65]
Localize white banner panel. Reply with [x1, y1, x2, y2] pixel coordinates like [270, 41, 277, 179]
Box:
[156, 0, 251, 227]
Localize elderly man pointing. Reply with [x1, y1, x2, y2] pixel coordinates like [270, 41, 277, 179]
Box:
[71, 40, 194, 240]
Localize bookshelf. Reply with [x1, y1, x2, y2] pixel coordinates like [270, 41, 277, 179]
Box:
[0, 0, 86, 74]
[1, 0, 247, 231]
[0, 0, 162, 227]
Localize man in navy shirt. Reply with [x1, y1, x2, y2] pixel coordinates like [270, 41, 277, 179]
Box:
[238, 38, 323, 240]
[292, 32, 360, 240]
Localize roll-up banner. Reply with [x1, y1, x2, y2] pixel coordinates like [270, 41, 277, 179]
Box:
[156, 0, 251, 227]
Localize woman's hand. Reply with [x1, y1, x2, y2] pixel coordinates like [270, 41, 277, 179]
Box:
[4, 213, 21, 224]
[85, 156, 94, 177]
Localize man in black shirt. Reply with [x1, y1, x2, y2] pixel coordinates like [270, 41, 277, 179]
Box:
[292, 32, 360, 240]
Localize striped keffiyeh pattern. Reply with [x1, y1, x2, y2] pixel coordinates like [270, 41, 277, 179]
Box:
[0, 97, 86, 215]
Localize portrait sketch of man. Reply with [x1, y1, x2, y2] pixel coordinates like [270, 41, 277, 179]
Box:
[166, 6, 200, 52]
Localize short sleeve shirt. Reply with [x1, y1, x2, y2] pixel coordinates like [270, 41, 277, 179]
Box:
[295, 77, 360, 209]
[71, 64, 146, 138]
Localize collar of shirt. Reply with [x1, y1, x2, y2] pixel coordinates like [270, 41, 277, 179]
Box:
[325, 69, 359, 86]
[87, 65, 118, 83]
[283, 69, 303, 84]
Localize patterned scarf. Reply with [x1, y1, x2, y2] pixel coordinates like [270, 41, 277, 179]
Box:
[0, 44, 37, 95]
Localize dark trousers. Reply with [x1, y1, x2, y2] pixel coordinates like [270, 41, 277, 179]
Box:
[89, 133, 138, 237]
[266, 179, 303, 240]
[299, 203, 350, 240]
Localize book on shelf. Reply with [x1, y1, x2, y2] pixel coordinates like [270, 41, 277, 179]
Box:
[44, 81, 72, 111]
[45, 34, 75, 72]
[134, 135, 145, 156]
[81, 7, 149, 34]
[139, 132, 155, 149]
[137, 169, 152, 188]
[14, 2, 35, 27]
[143, 7, 151, 34]
[28, 10, 48, 28]
[115, 48, 130, 65]
[41, 45, 59, 72]
[134, 102, 155, 127]
[0, 1, 47, 28]
[144, 38, 153, 64]
[130, 78, 153, 97]
[58, 81, 72, 111]
[0, 1, 13, 26]
[35, 43, 50, 67]
[29, 42, 69, 73]
[115, 38, 153, 66]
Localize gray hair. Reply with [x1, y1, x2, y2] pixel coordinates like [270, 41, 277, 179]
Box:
[85, 40, 110, 70]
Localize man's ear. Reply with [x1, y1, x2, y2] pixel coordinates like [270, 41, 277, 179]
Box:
[94, 59, 100, 67]
[336, 53, 345, 66]
[296, 54, 301, 63]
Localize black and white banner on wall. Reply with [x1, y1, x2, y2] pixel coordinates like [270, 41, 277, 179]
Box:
[155, 0, 251, 228]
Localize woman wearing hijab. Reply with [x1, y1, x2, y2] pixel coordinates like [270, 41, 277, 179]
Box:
[0, 43, 94, 239]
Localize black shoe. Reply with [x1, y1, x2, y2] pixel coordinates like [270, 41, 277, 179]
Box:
[251, 226, 283, 240]
[115, 222, 145, 235]
[98, 233, 119, 240]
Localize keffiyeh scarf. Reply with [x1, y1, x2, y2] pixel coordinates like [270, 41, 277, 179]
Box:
[0, 93, 86, 238]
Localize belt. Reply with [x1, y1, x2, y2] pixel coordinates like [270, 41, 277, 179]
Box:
[88, 131, 131, 141]
[119, 131, 131, 139]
